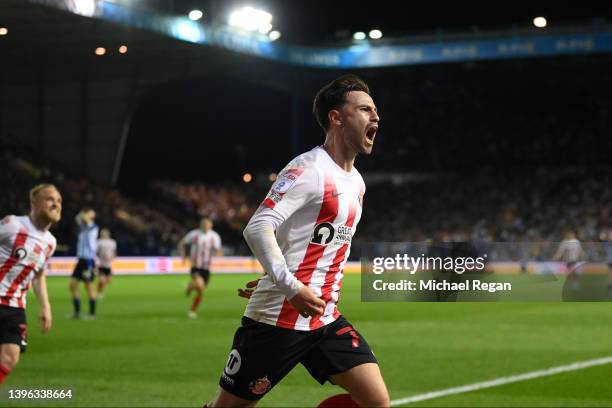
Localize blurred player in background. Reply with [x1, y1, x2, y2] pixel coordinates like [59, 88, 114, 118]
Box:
[178, 217, 222, 319]
[96, 228, 117, 300]
[207, 75, 389, 407]
[0, 184, 60, 385]
[554, 229, 586, 293]
[70, 208, 98, 319]
[554, 229, 586, 271]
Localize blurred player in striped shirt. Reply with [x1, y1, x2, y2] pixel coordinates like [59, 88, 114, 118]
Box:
[0, 184, 60, 385]
[96, 228, 117, 300]
[554, 229, 586, 290]
[178, 218, 222, 319]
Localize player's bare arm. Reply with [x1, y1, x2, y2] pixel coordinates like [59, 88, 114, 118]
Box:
[32, 269, 52, 333]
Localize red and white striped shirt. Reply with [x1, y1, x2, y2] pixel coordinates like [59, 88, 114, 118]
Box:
[0, 215, 56, 309]
[183, 229, 221, 270]
[245, 146, 365, 331]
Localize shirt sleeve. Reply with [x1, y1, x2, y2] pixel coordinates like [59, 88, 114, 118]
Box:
[243, 207, 303, 299]
[214, 233, 222, 250]
[260, 166, 318, 222]
[0, 216, 19, 246]
[243, 165, 317, 299]
[183, 230, 196, 245]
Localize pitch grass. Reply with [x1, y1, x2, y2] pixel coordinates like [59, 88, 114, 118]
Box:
[3, 274, 612, 407]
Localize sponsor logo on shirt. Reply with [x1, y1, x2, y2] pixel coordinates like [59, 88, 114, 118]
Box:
[311, 223, 352, 246]
[311, 222, 335, 245]
[334, 225, 353, 245]
[14, 247, 27, 260]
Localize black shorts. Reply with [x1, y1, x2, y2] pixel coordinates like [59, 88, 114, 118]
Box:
[219, 315, 377, 401]
[72, 258, 96, 282]
[98, 267, 112, 277]
[191, 267, 210, 284]
[0, 305, 27, 353]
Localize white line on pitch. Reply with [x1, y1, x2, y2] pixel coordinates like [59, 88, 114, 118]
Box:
[390, 355, 612, 406]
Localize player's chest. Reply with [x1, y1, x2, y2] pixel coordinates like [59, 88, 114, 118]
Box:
[13, 235, 50, 270]
[195, 235, 214, 248]
[309, 178, 363, 246]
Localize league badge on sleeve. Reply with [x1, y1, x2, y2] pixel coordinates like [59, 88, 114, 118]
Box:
[263, 168, 304, 209]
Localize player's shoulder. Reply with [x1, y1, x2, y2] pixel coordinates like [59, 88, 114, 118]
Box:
[272, 149, 321, 192]
[0, 215, 25, 237]
[350, 166, 366, 189]
[2, 215, 21, 227]
[45, 231, 57, 249]
[283, 146, 324, 173]
[185, 228, 199, 237]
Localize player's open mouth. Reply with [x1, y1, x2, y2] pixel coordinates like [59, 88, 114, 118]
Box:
[365, 126, 377, 145]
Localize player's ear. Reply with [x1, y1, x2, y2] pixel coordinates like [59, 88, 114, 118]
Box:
[329, 109, 342, 126]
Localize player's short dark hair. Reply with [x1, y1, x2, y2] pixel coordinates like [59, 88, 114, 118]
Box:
[313, 74, 370, 131]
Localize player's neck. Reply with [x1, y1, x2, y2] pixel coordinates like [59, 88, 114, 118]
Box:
[323, 135, 356, 172]
[29, 213, 51, 232]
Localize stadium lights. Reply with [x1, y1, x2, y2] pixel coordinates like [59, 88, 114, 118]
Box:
[228, 6, 272, 32]
[533, 16, 547, 28]
[268, 173, 277, 182]
[268, 30, 281, 41]
[353, 31, 366, 41]
[188, 9, 203, 21]
[243, 173, 253, 183]
[118, 45, 128, 54]
[94, 47, 106, 56]
[258, 23, 273, 34]
[369, 29, 383, 39]
[72, 0, 96, 17]
[0, 27, 8, 36]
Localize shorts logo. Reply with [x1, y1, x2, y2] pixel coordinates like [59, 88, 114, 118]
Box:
[224, 349, 242, 375]
[249, 376, 271, 395]
[221, 373, 235, 386]
[14, 247, 27, 260]
[311, 222, 335, 245]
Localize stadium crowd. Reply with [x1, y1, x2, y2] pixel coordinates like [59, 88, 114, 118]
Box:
[2, 135, 610, 259]
[2, 58, 611, 258]
[0, 138, 183, 256]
